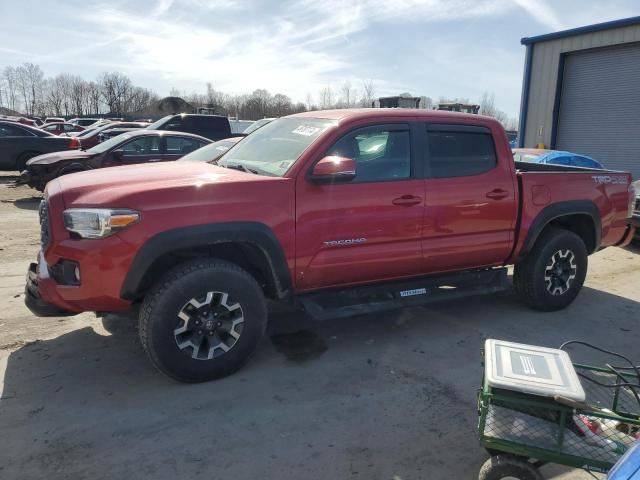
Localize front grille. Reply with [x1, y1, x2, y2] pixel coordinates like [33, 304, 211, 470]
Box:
[39, 200, 50, 249]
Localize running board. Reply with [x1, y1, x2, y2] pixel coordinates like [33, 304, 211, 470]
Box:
[298, 268, 509, 321]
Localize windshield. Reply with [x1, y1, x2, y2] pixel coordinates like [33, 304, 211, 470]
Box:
[219, 117, 335, 176]
[179, 139, 238, 162]
[87, 133, 134, 154]
[243, 118, 273, 135]
[77, 122, 113, 138]
[146, 115, 172, 130]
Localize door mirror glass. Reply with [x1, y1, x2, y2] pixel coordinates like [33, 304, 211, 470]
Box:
[310, 156, 356, 184]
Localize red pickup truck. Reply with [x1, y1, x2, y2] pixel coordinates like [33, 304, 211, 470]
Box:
[25, 109, 636, 382]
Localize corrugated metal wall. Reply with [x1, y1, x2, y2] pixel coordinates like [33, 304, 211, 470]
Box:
[555, 44, 640, 177]
[523, 24, 640, 150]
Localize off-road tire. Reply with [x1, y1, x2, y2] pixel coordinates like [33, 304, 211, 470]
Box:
[514, 227, 587, 311]
[16, 151, 41, 171]
[478, 454, 543, 480]
[139, 259, 267, 382]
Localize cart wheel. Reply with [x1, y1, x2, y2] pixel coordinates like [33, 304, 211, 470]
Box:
[479, 454, 543, 480]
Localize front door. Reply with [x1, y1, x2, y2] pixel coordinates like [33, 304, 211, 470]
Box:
[295, 123, 424, 291]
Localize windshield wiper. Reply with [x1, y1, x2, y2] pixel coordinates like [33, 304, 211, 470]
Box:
[223, 163, 259, 174]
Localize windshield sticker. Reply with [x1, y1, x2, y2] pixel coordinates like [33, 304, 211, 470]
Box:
[292, 125, 320, 136]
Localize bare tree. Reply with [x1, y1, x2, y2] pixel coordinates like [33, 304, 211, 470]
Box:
[305, 92, 314, 111]
[319, 85, 333, 109]
[360, 79, 376, 107]
[43, 76, 65, 116]
[2, 67, 20, 112]
[16, 63, 44, 116]
[84, 81, 101, 115]
[272, 93, 292, 116]
[99, 72, 133, 115]
[340, 80, 355, 108]
[479, 91, 515, 129]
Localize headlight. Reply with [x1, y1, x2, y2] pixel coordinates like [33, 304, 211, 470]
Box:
[63, 208, 139, 239]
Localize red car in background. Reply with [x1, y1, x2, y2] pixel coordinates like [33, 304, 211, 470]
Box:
[77, 121, 149, 149]
[41, 122, 86, 136]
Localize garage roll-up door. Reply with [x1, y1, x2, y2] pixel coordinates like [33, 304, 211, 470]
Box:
[556, 43, 640, 179]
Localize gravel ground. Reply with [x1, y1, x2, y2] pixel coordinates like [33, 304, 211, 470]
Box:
[1, 173, 638, 480]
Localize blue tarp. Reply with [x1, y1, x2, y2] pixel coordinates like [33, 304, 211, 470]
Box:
[608, 441, 640, 479]
[535, 150, 604, 169]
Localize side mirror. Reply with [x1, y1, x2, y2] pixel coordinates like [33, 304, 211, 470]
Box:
[112, 150, 124, 161]
[309, 156, 356, 184]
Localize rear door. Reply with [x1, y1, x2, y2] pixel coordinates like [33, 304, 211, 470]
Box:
[111, 135, 163, 165]
[295, 123, 425, 290]
[421, 124, 518, 272]
[162, 136, 209, 162]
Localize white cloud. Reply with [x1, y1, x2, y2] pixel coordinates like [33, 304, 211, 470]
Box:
[512, 0, 565, 30]
[72, 0, 521, 101]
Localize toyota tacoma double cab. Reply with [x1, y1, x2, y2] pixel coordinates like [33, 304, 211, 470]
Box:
[25, 109, 636, 382]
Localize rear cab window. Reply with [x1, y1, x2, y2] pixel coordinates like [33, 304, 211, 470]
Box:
[426, 125, 497, 178]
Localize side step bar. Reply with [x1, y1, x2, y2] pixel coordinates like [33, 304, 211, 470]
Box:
[298, 268, 510, 321]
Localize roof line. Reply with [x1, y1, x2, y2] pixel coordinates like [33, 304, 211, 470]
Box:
[521, 15, 640, 45]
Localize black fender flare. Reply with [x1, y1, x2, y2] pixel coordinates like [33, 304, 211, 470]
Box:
[520, 200, 601, 257]
[120, 222, 292, 300]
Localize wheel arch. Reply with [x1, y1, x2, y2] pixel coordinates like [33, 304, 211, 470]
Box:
[520, 200, 601, 258]
[120, 222, 292, 301]
[17, 150, 43, 170]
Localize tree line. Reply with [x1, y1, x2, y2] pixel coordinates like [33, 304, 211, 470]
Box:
[0, 62, 516, 129]
[0, 63, 159, 117]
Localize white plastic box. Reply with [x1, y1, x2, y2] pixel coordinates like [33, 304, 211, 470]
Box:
[484, 339, 586, 402]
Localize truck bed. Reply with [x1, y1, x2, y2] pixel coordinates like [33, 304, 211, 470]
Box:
[512, 162, 632, 259]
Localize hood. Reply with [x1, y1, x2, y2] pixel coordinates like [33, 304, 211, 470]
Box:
[54, 161, 283, 207]
[27, 150, 94, 167]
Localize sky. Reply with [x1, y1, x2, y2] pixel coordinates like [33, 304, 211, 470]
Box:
[1, 0, 639, 118]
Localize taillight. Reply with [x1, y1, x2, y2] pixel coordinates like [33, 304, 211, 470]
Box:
[629, 182, 637, 218]
[68, 137, 80, 149]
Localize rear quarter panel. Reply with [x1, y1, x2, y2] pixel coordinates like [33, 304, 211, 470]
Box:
[514, 170, 632, 257]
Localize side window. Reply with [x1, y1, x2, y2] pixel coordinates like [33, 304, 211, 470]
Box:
[163, 118, 184, 131]
[203, 117, 230, 136]
[44, 124, 58, 132]
[120, 136, 160, 156]
[0, 124, 32, 137]
[64, 124, 76, 132]
[327, 127, 411, 182]
[166, 137, 203, 155]
[427, 129, 497, 178]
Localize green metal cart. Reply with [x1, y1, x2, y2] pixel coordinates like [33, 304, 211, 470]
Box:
[478, 342, 640, 480]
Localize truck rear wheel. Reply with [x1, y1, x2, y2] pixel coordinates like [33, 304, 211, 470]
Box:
[513, 227, 588, 311]
[139, 259, 267, 382]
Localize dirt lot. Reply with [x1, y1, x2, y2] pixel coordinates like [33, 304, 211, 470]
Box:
[0, 174, 638, 480]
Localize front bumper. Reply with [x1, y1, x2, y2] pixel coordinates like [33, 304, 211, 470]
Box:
[25, 259, 76, 317]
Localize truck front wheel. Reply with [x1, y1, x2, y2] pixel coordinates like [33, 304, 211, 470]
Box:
[513, 227, 588, 311]
[139, 259, 267, 382]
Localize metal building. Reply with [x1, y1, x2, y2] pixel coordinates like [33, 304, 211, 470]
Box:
[519, 16, 640, 177]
